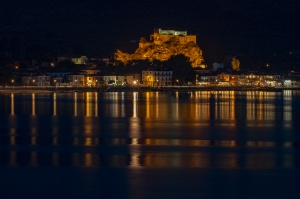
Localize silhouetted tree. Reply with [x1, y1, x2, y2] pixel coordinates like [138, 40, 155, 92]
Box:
[0, 64, 14, 85]
[56, 60, 76, 71]
[162, 54, 195, 84]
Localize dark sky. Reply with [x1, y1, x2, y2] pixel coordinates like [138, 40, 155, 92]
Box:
[1, 0, 299, 64]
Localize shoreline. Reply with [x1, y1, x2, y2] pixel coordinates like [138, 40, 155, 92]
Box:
[1, 86, 299, 93]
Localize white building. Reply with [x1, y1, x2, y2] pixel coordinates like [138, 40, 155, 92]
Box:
[21, 74, 51, 86]
[67, 73, 84, 87]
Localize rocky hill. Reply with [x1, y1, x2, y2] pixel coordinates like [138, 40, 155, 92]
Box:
[115, 37, 206, 68]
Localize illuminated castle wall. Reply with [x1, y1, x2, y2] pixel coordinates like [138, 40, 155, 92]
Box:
[150, 29, 197, 45]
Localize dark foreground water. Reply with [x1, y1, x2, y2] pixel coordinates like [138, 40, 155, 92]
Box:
[0, 91, 299, 199]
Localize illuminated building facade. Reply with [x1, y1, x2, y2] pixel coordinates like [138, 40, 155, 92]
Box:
[67, 73, 84, 87]
[85, 75, 103, 86]
[142, 69, 173, 86]
[21, 75, 50, 86]
[150, 28, 196, 45]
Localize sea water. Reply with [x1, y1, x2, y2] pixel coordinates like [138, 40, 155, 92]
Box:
[0, 91, 299, 199]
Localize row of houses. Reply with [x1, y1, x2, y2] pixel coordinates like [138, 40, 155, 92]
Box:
[21, 73, 140, 87]
[18, 68, 174, 87]
[13, 61, 300, 87]
[197, 72, 300, 87]
[16, 71, 300, 88]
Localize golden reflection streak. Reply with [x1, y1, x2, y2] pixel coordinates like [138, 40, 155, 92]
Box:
[52, 126, 58, 137]
[130, 118, 141, 139]
[10, 151, 16, 166]
[115, 92, 119, 117]
[121, 92, 125, 117]
[246, 91, 254, 120]
[142, 139, 281, 148]
[215, 153, 238, 169]
[10, 135, 15, 145]
[175, 91, 179, 119]
[86, 92, 92, 116]
[216, 91, 235, 120]
[194, 92, 199, 119]
[53, 93, 57, 116]
[229, 91, 235, 120]
[257, 92, 264, 120]
[133, 92, 138, 117]
[84, 153, 93, 167]
[146, 92, 150, 118]
[142, 153, 182, 168]
[130, 154, 141, 168]
[283, 90, 292, 122]
[74, 92, 77, 116]
[265, 92, 275, 120]
[95, 92, 98, 117]
[144, 139, 212, 146]
[10, 127, 16, 145]
[31, 136, 37, 145]
[228, 91, 235, 121]
[85, 138, 93, 146]
[30, 127, 37, 146]
[31, 151, 37, 166]
[155, 92, 159, 118]
[32, 93, 35, 116]
[199, 91, 209, 120]
[106, 92, 119, 117]
[10, 93, 14, 115]
[216, 92, 222, 119]
[130, 92, 142, 167]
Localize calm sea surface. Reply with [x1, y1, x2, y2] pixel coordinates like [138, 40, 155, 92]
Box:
[0, 90, 299, 199]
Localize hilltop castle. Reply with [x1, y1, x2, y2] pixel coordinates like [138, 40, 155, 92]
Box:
[115, 28, 205, 68]
[150, 28, 196, 45]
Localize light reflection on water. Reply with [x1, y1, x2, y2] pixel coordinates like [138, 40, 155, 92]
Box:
[0, 91, 300, 170]
[0, 148, 296, 169]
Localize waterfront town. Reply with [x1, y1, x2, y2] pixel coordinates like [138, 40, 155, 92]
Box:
[1, 28, 300, 90]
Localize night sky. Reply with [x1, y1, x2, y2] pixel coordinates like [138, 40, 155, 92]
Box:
[1, 0, 299, 66]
